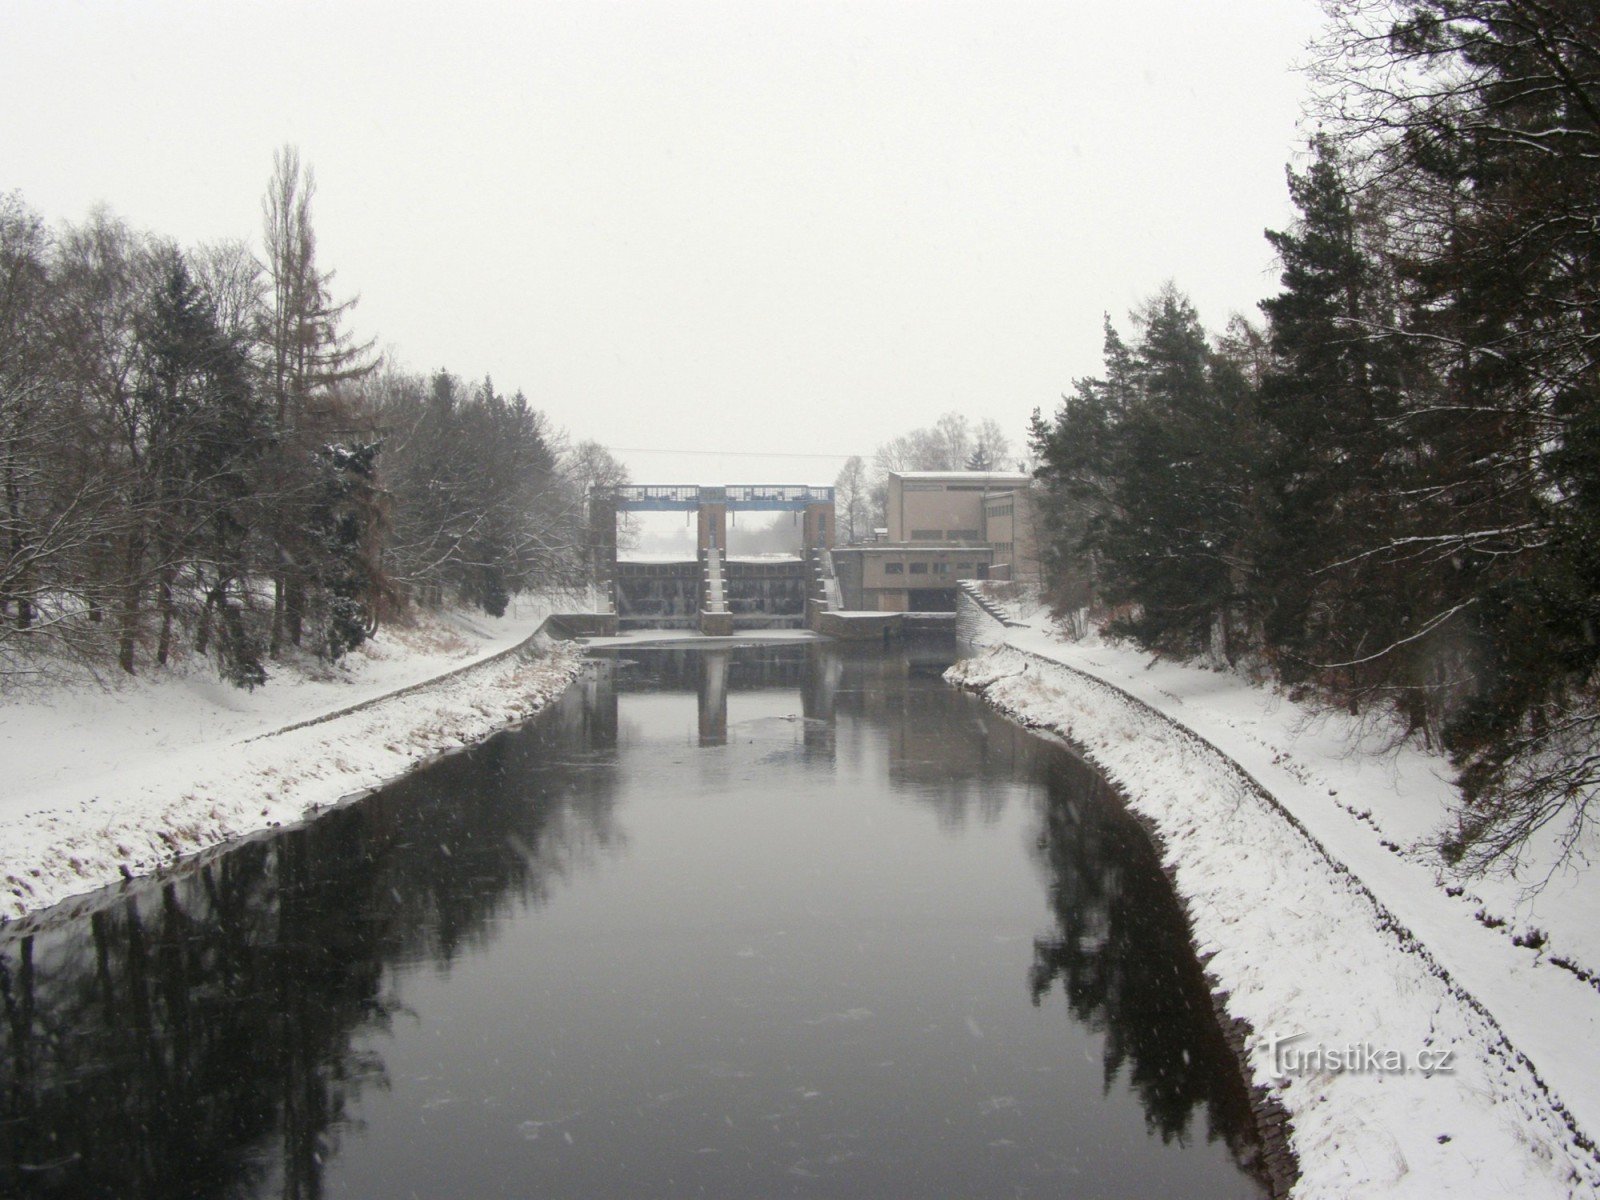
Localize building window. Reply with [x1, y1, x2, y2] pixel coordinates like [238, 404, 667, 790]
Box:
[932, 562, 948, 574]
[911, 529, 942, 541]
[955, 562, 973, 573]
[884, 562, 904, 575]
[909, 562, 929, 575]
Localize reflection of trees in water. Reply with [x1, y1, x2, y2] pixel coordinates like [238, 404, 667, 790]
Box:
[831, 643, 1027, 828]
[0, 686, 620, 1199]
[1, 646, 1270, 1196]
[1028, 751, 1267, 1181]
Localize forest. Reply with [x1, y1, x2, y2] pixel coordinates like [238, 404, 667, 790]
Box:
[1028, 0, 1600, 870]
[0, 149, 621, 688]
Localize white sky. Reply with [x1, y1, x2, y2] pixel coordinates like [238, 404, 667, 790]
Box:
[4, 0, 1324, 486]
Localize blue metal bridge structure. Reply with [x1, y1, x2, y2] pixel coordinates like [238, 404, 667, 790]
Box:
[588, 484, 837, 633]
[606, 484, 834, 513]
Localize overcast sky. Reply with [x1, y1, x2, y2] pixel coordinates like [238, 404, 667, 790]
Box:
[5, 0, 1325, 485]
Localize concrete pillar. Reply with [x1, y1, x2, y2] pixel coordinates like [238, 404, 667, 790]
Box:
[588, 488, 618, 611]
[700, 609, 734, 636]
[697, 502, 727, 553]
[802, 502, 834, 552]
[802, 500, 835, 621]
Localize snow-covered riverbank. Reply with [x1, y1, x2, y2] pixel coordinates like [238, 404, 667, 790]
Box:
[951, 600, 1600, 1198]
[0, 596, 582, 924]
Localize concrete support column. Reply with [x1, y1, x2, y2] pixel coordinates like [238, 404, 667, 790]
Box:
[697, 502, 727, 632]
[803, 501, 836, 629]
[802, 502, 834, 552]
[696, 502, 727, 552]
[588, 489, 618, 613]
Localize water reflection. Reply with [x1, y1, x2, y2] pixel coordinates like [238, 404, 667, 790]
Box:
[0, 713, 621, 1198]
[1, 641, 1266, 1198]
[1028, 750, 1265, 1165]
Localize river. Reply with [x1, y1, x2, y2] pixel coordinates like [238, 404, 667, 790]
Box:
[0, 638, 1269, 1198]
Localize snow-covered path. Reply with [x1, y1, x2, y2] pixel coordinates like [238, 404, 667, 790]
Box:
[0, 596, 582, 923]
[951, 604, 1600, 1198]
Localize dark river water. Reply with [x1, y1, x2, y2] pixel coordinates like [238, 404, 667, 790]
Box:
[1, 640, 1269, 1199]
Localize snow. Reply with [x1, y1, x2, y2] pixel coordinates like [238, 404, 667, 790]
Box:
[10, 568, 1599, 1194]
[949, 597, 1600, 1197]
[0, 593, 583, 923]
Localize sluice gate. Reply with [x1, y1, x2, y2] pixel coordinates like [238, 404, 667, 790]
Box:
[589, 485, 835, 634]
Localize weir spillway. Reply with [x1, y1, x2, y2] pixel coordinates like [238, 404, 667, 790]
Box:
[589, 484, 835, 634]
[614, 557, 809, 630]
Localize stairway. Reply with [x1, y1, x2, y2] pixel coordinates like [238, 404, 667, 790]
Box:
[700, 545, 732, 634]
[958, 580, 1022, 628]
[704, 547, 728, 613]
[814, 547, 842, 611]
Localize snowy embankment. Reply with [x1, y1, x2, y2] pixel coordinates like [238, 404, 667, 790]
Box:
[0, 595, 582, 924]
[950, 597, 1600, 1199]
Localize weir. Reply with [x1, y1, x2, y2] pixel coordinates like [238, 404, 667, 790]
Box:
[589, 485, 835, 634]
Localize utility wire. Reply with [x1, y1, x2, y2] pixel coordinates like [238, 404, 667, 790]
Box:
[601, 445, 858, 460]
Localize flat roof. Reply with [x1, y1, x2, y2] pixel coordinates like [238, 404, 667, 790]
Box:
[891, 471, 1031, 484]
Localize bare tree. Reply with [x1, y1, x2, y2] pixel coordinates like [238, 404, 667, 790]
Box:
[833, 455, 869, 543]
[190, 237, 265, 349]
[50, 209, 159, 673]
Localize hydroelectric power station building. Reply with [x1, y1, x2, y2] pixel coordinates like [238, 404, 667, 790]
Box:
[830, 470, 1035, 612]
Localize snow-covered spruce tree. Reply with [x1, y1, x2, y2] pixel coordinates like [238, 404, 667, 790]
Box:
[304, 441, 384, 660]
[1028, 318, 1133, 616]
[1255, 138, 1419, 712]
[1091, 287, 1261, 662]
[133, 250, 270, 686]
[1310, 0, 1600, 867]
[363, 369, 574, 615]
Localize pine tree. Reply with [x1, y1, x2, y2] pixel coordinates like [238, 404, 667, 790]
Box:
[1095, 287, 1257, 659]
[1029, 318, 1136, 612]
[256, 146, 375, 655]
[1256, 139, 1409, 696]
[135, 251, 268, 684]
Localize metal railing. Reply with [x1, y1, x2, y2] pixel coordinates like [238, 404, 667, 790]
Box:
[601, 484, 834, 512]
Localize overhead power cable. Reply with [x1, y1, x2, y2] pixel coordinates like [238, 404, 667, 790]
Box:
[600, 445, 859, 460]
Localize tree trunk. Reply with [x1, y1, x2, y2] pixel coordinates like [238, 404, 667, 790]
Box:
[155, 560, 175, 667]
[117, 534, 145, 675]
[285, 571, 304, 647]
[270, 571, 285, 658]
[195, 574, 221, 656]
[4, 459, 30, 630]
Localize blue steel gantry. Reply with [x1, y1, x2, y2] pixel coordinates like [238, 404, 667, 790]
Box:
[608, 484, 834, 513]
